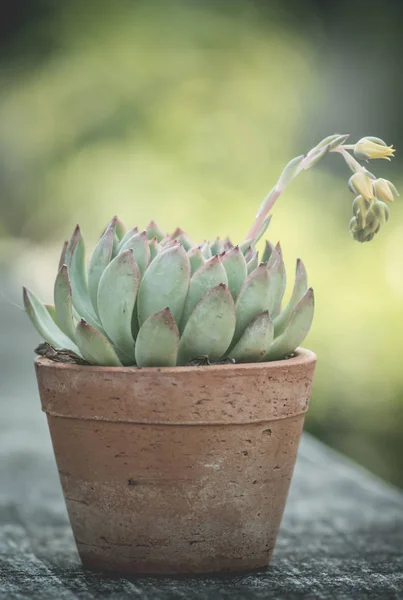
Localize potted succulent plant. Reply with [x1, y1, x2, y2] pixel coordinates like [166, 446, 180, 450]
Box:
[24, 134, 397, 575]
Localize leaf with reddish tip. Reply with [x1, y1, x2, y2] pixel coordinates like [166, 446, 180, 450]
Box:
[97, 249, 140, 359]
[228, 311, 273, 363]
[239, 239, 253, 255]
[210, 237, 224, 256]
[264, 288, 314, 361]
[221, 246, 248, 301]
[223, 237, 234, 251]
[135, 308, 179, 367]
[88, 221, 116, 312]
[268, 242, 287, 318]
[115, 217, 127, 240]
[201, 242, 212, 259]
[180, 255, 228, 332]
[177, 284, 236, 366]
[188, 247, 205, 275]
[117, 226, 139, 251]
[261, 240, 276, 264]
[65, 226, 100, 328]
[58, 241, 68, 271]
[75, 320, 122, 366]
[120, 230, 150, 276]
[246, 250, 259, 275]
[231, 264, 271, 348]
[23, 287, 80, 353]
[146, 220, 165, 242]
[274, 259, 308, 337]
[171, 227, 193, 251]
[137, 244, 190, 326]
[149, 237, 161, 261]
[54, 265, 76, 341]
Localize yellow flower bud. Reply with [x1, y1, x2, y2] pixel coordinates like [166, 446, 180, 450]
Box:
[354, 137, 395, 161]
[348, 172, 374, 201]
[373, 178, 399, 203]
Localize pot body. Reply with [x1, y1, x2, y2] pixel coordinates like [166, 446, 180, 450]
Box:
[35, 348, 316, 575]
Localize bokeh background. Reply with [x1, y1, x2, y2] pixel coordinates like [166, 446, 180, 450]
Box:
[1, 0, 402, 486]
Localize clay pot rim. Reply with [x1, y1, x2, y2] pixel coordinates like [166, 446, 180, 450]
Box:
[35, 346, 316, 374]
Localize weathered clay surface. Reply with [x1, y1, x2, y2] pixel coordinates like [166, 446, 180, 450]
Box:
[35, 348, 316, 575]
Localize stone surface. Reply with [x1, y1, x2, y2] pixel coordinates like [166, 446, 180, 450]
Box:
[1, 273, 403, 598]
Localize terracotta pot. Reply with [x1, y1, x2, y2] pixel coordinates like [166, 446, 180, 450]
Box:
[35, 347, 316, 575]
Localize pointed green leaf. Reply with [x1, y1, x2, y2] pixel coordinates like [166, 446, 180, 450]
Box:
[210, 237, 224, 256]
[146, 220, 165, 242]
[264, 288, 314, 361]
[23, 287, 80, 353]
[137, 243, 190, 327]
[223, 237, 233, 251]
[278, 155, 304, 188]
[58, 241, 68, 271]
[244, 246, 254, 263]
[239, 239, 253, 255]
[65, 226, 100, 328]
[177, 284, 236, 366]
[221, 246, 248, 301]
[274, 259, 308, 337]
[253, 215, 272, 245]
[188, 247, 205, 275]
[201, 242, 212, 259]
[135, 308, 179, 367]
[228, 311, 274, 363]
[269, 243, 287, 318]
[75, 320, 122, 366]
[171, 227, 193, 251]
[231, 264, 271, 348]
[45, 304, 58, 323]
[88, 220, 116, 312]
[115, 217, 127, 240]
[149, 237, 161, 261]
[118, 226, 139, 251]
[120, 230, 150, 276]
[54, 265, 76, 341]
[262, 240, 275, 264]
[247, 251, 259, 275]
[180, 255, 228, 332]
[97, 249, 140, 358]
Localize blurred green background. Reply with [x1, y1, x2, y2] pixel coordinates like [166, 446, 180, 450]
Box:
[1, 0, 402, 486]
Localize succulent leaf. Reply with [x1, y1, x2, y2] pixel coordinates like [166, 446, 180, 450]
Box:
[97, 249, 140, 359]
[149, 237, 161, 261]
[269, 243, 287, 318]
[274, 259, 308, 336]
[231, 264, 271, 348]
[188, 247, 206, 275]
[180, 255, 228, 332]
[171, 227, 193, 251]
[58, 241, 68, 271]
[210, 237, 224, 256]
[278, 155, 304, 188]
[246, 250, 259, 275]
[54, 265, 77, 341]
[201, 242, 212, 259]
[177, 283, 236, 366]
[239, 239, 253, 255]
[146, 220, 165, 242]
[137, 243, 190, 327]
[65, 226, 100, 328]
[262, 240, 276, 264]
[135, 308, 179, 367]
[228, 311, 273, 363]
[88, 221, 116, 312]
[119, 230, 150, 276]
[264, 288, 314, 361]
[118, 226, 139, 251]
[221, 246, 248, 301]
[45, 304, 58, 323]
[75, 320, 122, 366]
[115, 217, 127, 240]
[253, 215, 272, 245]
[23, 287, 80, 353]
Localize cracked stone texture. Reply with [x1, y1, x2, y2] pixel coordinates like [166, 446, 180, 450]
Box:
[1, 272, 403, 599]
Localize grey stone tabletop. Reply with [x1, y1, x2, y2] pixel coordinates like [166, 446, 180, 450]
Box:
[1, 272, 403, 599]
